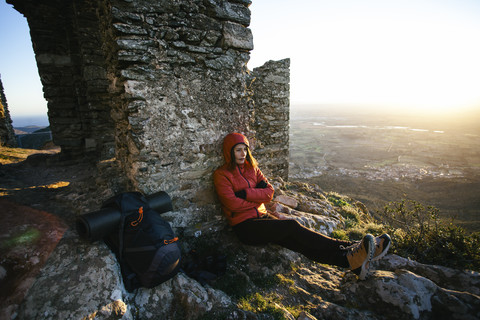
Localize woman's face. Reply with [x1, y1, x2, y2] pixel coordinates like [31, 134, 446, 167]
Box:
[233, 144, 248, 165]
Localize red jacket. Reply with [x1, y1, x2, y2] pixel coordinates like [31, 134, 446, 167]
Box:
[213, 133, 275, 226]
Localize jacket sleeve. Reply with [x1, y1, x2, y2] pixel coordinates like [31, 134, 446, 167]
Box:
[213, 169, 259, 212]
[245, 168, 274, 203]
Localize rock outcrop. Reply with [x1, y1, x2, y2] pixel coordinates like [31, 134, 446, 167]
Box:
[0, 76, 16, 148]
[7, 176, 479, 320]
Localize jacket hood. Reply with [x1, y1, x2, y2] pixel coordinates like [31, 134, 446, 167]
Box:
[223, 133, 250, 165]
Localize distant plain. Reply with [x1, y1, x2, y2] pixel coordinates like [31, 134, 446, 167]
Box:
[289, 105, 480, 232]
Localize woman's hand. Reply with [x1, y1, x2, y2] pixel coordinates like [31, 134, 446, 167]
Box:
[255, 180, 268, 188]
[234, 190, 246, 199]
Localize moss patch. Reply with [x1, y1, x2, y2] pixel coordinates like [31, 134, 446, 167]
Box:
[1, 227, 42, 249]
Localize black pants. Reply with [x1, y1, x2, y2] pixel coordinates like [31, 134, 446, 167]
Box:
[233, 216, 352, 268]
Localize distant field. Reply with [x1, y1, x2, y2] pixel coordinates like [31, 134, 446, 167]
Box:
[289, 105, 480, 232]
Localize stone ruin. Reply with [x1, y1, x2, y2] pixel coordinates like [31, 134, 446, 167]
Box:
[3, 2, 480, 320]
[5, 0, 290, 214]
[2, 1, 292, 316]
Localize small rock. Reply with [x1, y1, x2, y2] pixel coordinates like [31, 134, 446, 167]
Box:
[274, 195, 298, 208]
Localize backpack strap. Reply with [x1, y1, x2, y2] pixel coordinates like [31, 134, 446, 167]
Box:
[115, 192, 147, 260]
[119, 259, 141, 292]
[164, 237, 179, 245]
[117, 209, 127, 260]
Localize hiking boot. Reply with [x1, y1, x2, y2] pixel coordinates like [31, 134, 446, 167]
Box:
[372, 234, 391, 261]
[344, 234, 375, 280]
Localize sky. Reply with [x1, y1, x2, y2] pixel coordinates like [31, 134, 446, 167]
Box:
[0, 1, 48, 120]
[1, 0, 480, 123]
[248, 0, 480, 115]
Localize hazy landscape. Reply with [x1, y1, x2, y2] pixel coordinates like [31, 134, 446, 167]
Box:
[289, 105, 480, 232]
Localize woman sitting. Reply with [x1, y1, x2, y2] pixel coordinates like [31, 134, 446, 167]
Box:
[213, 132, 390, 279]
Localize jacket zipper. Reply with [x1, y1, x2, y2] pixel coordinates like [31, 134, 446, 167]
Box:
[237, 166, 251, 188]
[237, 166, 260, 218]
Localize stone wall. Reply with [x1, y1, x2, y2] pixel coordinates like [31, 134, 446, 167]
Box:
[0, 75, 17, 147]
[250, 59, 290, 181]
[108, 0, 256, 213]
[8, 0, 117, 159]
[6, 0, 290, 216]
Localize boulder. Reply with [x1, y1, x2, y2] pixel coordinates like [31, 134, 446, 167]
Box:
[15, 229, 233, 320]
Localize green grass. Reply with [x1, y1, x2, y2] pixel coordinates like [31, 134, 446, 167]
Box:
[238, 293, 294, 320]
[327, 193, 350, 208]
[327, 192, 385, 241]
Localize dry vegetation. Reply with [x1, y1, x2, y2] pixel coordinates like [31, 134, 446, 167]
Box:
[0, 146, 59, 165]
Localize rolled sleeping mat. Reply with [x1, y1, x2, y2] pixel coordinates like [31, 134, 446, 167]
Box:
[76, 207, 121, 241]
[146, 191, 173, 213]
[76, 191, 173, 241]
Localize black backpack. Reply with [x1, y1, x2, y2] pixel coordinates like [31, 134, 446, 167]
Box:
[103, 192, 181, 292]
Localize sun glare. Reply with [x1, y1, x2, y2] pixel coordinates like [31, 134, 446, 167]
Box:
[249, 1, 480, 116]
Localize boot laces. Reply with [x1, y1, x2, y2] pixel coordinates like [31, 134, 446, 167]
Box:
[341, 241, 364, 257]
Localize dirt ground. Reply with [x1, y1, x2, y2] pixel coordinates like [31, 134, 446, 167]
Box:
[0, 199, 68, 319]
[0, 150, 125, 319]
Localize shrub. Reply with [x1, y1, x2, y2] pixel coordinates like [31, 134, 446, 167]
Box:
[382, 199, 480, 271]
[329, 197, 480, 271]
[364, 222, 386, 235]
